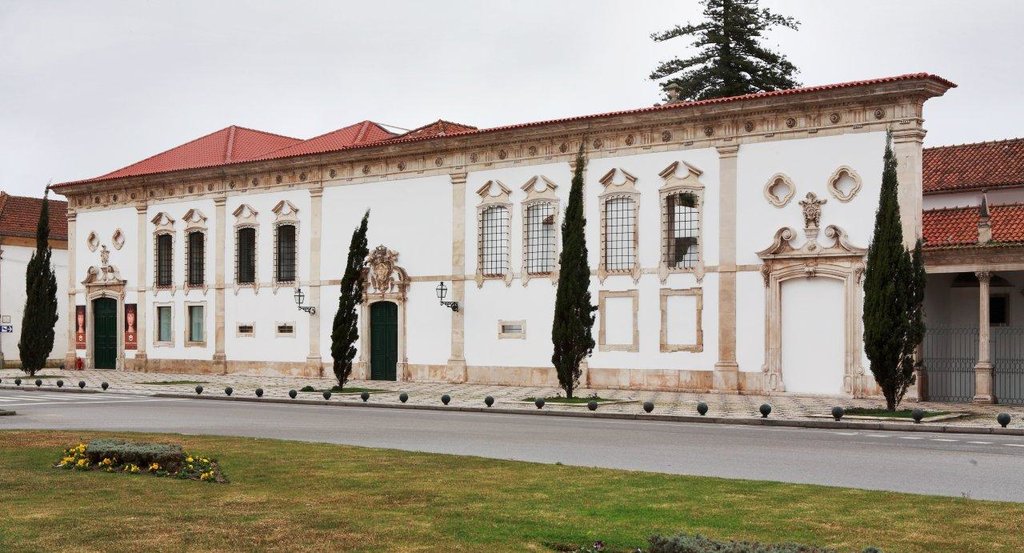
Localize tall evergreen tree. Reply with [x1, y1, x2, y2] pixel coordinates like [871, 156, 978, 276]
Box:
[551, 144, 596, 399]
[18, 188, 59, 376]
[650, 0, 800, 102]
[863, 136, 923, 410]
[331, 210, 369, 390]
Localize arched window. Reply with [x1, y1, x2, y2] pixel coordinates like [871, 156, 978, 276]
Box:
[480, 205, 510, 276]
[236, 227, 256, 284]
[275, 224, 296, 283]
[186, 231, 205, 286]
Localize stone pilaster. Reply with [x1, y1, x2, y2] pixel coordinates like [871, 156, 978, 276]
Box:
[973, 270, 994, 403]
[213, 197, 227, 374]
[64, 211, 78, 369]
[449, 171, 468, 381]
[892, 129, 926, 248]
[713, 144, 739, 391]
[133, 204, 148, 370]
[307, 187, 324, 377]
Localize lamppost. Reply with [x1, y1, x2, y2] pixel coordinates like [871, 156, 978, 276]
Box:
[294, 287, 316, 315]
[435, 281, 459, 312]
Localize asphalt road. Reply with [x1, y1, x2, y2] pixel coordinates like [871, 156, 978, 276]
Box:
[2, 390, 1023, 502]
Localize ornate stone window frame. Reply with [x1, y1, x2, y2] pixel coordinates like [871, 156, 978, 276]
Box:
[764, 173, 796, 208]
[275, 321, 296, 338]
[598, 168, 641, 283]
[475, 180, 513, 287]
[598, 289, 639, 352]
[182, 208, 208, 294]
[659, 287, 703, 353]
[272, 200, 300, 291]
[236, 321, 255, 338]
[86, 231, 99, 252]
[184, 300, 207, 347]
[358, 245, 410, 380]
[111, 229, 125, 250]
[757, 224, 868, 396]
[498, 320, 527, 340]
[81, 250, 126, 369]
[151, 212, 176, 292]
[153, 302, 175, 347]
[232, 203, 259, 294]
[657, 161, 706, 283]
[520, 176, 560, 285]
[826, 166, 862, 203]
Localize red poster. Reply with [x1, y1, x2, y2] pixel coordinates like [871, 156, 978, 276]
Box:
[75, 305, 86, 350]
[124, 304, 137, 350]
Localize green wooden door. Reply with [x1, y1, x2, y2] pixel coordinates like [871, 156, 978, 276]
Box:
[370, 302, 398, 381]
[93, 298, 118, 369]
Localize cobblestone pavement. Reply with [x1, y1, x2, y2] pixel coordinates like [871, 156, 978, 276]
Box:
[2, 368, 1022, 428]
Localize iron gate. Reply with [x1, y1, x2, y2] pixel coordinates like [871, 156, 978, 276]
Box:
[993, 327, 1024, 404]
[923, 327, 977, 403]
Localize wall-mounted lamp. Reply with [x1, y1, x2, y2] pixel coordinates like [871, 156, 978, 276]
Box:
[436, 281, 460, 312]
[294, 287, 316, 315]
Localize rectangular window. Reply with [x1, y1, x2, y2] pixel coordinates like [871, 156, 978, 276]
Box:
[665, 192, 699, 269]
[188, 305, 205, 343]
[480, 205, 510, 276]
[237, 227, 256, 284]
[187, 231, 205, 286]
[525, 203, 556, 274]
[604, 196, 635, 271]
[498, 320, 526, 339]
[276, 323, 295, 337]
[237, 323, 254, 337]
[156, 306, 172, 343]
[276, 224, 296, 283]
[156, 234, 173, 287]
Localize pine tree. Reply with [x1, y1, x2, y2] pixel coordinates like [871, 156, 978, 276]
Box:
[331, 210, 369, 390]
[18, 188, 59, 376]
[863, 136, 922, 410]
[551, 144, 596, 399]
[650, 0, 800, 102]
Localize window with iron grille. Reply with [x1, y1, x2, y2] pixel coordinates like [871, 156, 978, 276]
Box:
[156, 233, 173, 287]
[665, 192, 699, 269]
[480, 205, 509, 276]
[276, 224, 296, 283]
[525, 202, 556, 274]
[187, 231, 205, 286]
[604, 196, 635, 271]
[237, 227, 256, 284]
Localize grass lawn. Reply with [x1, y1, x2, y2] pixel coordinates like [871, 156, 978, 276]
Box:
[1, 431, 1021, 552]
[523, 396, 613, 404]
[844, 407, 950, 419]
[138, 380, 210, 386]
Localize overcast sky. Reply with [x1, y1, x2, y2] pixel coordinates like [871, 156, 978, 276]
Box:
[1, 0, 1021, 197]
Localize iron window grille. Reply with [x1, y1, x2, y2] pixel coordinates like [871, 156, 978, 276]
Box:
[236, 227, 257, 284]
[524, 202, 556, 274]
[665, 192, 699, 269]
[275, 224, 296, 283]
[480, 205, 510, 277]
[186, 231, 205, 286]
[604, 196, 636, 271]
[155, 233, 173, 288]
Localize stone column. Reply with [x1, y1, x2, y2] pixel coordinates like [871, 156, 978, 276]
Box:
[64, 211, 78, 369]
[891, 129, 926, 248]
[973, 271, 994, 403]
[213, 197, 227, 374]
[448, 171, 468, 382]
[306, 186, 324, 377]
[713, 145, 740, 391]
[134, 204, 148, 370]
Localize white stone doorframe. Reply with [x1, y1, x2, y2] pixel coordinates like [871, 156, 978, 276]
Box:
[358, 297, 408, 382]
[356, 245, 410, 382]
[758, 225, 869, 397]
[84, 286, 125, 371]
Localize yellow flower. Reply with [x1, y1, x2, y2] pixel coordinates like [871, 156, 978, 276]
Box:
[186, 456, 194, 463]
[149, 462, 161, 472]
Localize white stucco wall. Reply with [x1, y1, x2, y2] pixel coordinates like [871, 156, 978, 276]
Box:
[923, 187, 1024, 210]
[0, 244, 68, 364]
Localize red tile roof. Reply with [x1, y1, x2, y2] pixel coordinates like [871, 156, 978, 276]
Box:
[924, 138, 1024, 194]
[0, 192, 69, 242]
[54, 73, 954, 189]
[84, 126, 302, 183]
[389, 119, 478, 141]
[922, 203, 1024, 249]
[256, 121, 395, 161]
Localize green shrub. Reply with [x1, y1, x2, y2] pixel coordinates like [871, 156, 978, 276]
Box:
[300, 385, 316, 392]
[647, 533, 882, 553]
[85, 439, 185, 472]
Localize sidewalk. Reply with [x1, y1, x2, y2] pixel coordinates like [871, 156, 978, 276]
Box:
[2, 367, 1021, 428]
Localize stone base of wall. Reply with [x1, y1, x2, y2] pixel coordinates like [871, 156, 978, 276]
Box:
[125, 358, 322, 378]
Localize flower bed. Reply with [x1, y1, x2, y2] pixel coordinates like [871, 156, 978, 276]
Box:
[55, 440, 227, 483]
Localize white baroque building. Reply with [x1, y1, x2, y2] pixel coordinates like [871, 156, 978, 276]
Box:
[52, 74, 957, 397]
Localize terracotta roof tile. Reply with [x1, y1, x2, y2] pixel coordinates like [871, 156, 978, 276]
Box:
[923, 138, 1024, 194]
[0, 192, 69, 241]
[389, 119, 478, 141]
[922, 203, 1024, 249]
[256, 121, 395, 161]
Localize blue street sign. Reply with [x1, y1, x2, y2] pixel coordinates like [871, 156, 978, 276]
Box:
[0, 325, 13, 333]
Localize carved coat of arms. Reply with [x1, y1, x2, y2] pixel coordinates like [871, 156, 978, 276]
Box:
[365, 245, 409, 298]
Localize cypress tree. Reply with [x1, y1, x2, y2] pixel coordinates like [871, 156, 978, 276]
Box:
[863, 136, 922, 410]
[331, 210, 369, 390]
[18, 188, 59, 376]
[551, 144, 596, 399]
[650, 0, 800, 102]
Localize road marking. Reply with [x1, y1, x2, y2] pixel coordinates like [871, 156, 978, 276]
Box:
[1005, 444, 1024, 448]
[931, 438, 958, 442]
[898, 436, 923, 440]
[866, 434, 888, 438]
[833, 432, 859, 436]
[967, 441, 992, 445]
